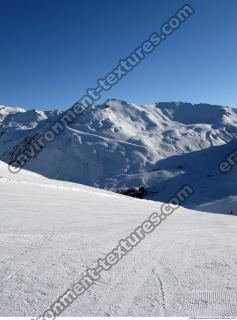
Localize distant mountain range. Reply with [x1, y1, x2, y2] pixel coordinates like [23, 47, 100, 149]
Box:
[1, 100, 237, 213]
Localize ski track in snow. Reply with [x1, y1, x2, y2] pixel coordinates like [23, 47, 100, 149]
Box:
[0, 161, 237, 317]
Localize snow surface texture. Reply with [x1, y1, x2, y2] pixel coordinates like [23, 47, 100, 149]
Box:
[0, 100, 237, 214]
[0, 161, 236, 317]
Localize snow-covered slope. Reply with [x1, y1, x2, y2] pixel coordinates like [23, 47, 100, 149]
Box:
[0, 100, 237, 212]
[144, 139, 237, 213]
[0, 160, 236, 317]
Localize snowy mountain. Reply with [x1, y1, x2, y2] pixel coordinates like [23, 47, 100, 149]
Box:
[0, 100, 237, 213]
[0, 160, 236, 317]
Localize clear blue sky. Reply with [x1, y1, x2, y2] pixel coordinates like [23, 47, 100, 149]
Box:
[0, 0, 236, 110]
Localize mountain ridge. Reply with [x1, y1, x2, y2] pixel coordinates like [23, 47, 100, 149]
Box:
[0, 99, 236, 213]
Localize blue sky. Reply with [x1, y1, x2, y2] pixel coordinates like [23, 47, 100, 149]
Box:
[0, 0, 236, 110]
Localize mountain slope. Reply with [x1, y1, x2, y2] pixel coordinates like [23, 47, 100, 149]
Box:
[0, 100, 237, 212]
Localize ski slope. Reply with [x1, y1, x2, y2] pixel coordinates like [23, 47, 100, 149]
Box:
[0, 161, 236, 317]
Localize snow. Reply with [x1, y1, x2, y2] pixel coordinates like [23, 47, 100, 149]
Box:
[195, 196, 237, 214]
[0, 160, 236, 317]
[1, 100, 236, 212]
